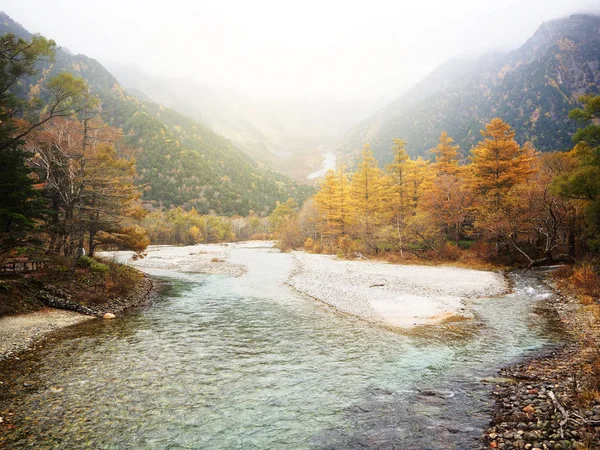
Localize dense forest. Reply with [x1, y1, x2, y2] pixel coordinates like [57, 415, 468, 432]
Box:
[0, 13, 313, 218]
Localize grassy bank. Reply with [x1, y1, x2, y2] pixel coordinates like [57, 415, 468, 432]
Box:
[0, 255, 147, 318]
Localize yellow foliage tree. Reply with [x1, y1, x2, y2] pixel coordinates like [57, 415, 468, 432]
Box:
[349, 144, 389, 250]
[471, 118, 537, 204]
[421, 132, 475, 244]
[431, 132, 460, 176]
[471, 118, 538, 256]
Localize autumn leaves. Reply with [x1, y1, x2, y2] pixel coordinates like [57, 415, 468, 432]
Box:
[311, 118, 547, 261]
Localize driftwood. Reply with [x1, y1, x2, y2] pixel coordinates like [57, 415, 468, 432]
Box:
[354, 252, 369, 260]
[369, 283, 385, 288]
[510, 240, 577, 271]
[548, 391, 569, 439]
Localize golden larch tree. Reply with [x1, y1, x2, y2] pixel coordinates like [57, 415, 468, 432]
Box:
[421, 132, 475, 244]
[349, 144, 388, 250]
[471, 118, 536, 204]
[385, 138, 413, 250]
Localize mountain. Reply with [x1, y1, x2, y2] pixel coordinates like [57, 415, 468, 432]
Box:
[106, 63, 385, 180]
[104, 64, 289, 164]
[338, 14, 600, 163]
[0, 12, 313, 215]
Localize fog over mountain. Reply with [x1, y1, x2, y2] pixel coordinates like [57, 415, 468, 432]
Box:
[3, 0, 600, 180]
[4, 0, 599, 101]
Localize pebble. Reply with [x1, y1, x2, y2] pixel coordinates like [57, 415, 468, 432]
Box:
[480, 284, 600, 449]
[287, 252, 507, 326]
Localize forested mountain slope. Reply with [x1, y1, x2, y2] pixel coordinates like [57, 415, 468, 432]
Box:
[0, 12, 313, 215]
[339, 14, 600, 162]
[107, 63, 385, 179]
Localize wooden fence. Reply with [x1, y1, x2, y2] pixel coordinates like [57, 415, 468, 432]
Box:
[0, 260, 47, 274]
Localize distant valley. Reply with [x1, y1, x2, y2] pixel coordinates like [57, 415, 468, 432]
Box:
[106, 63, 385, 181]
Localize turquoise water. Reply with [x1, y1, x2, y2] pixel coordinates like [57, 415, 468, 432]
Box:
[0, 247, 562, 449]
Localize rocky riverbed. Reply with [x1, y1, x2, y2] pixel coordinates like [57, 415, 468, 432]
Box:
[287, 252, 508, 327]
[0, 274, 156, 362]
[481, 274, 600, 449]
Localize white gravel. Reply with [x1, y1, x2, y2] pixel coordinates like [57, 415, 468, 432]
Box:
[98, 243, 253, 277]
[287, 253, 508, 327]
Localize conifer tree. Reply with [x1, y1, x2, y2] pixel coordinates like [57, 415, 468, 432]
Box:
[431, 132, 460, 176]
[313, 169, 339, 242]
[385, 139, 412, 250]
[421, 132, 474, 244]
[471, 118, 536, 205]
[350, 144, 388, 250]
[471, 118, 537, 257]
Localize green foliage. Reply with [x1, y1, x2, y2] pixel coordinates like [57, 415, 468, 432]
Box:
[141, 207, 235, 245]
[89, 259, 109, 275]
[553, 95, 600, 250]
[570, 94, 600, 149]
[0, 33, 56, 147]
[268, 198, 298, 228]
[77, 255, 94, 268]
[0, 32, 54, 250]
[0, 147, 39, 240]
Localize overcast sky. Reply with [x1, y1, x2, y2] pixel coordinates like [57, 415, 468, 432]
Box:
[2, 0, 600, 101]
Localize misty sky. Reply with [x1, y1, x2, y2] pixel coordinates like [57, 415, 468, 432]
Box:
[2, 0, 600, 101]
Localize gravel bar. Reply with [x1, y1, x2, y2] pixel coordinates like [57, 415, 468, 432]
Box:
[287, 252, 508, 327]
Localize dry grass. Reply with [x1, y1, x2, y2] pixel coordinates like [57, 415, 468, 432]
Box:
[553, 262, 600, 407]
[570, 264, 600, 298]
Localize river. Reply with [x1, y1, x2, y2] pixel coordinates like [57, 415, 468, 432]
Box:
[0, 245, 563, 449]
[307, 148, 336, 180]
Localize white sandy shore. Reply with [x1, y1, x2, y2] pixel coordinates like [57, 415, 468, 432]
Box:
[98, 242, 258, 277]
[287, 253, 508, 327]
[0, 310, 94, 360]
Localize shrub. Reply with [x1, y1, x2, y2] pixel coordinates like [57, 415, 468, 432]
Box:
[89, 260, 109, 275]
[304, 237, 314, 251]
[77, 255, 94, 268]
[439, 242, 461, 261]
[569, 264, 600, 299]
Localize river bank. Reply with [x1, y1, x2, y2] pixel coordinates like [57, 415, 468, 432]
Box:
[98, 243, 250, 277]
[113, 243, 508, 328]
[0, 271, 158, 362]
[287, 252, 507, 327]
[481, 271, 600, 449]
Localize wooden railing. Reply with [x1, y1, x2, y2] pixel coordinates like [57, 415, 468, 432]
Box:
[0, 260, 47, 274]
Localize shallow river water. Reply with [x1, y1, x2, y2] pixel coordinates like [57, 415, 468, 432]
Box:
[0, 246, 563, 449]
